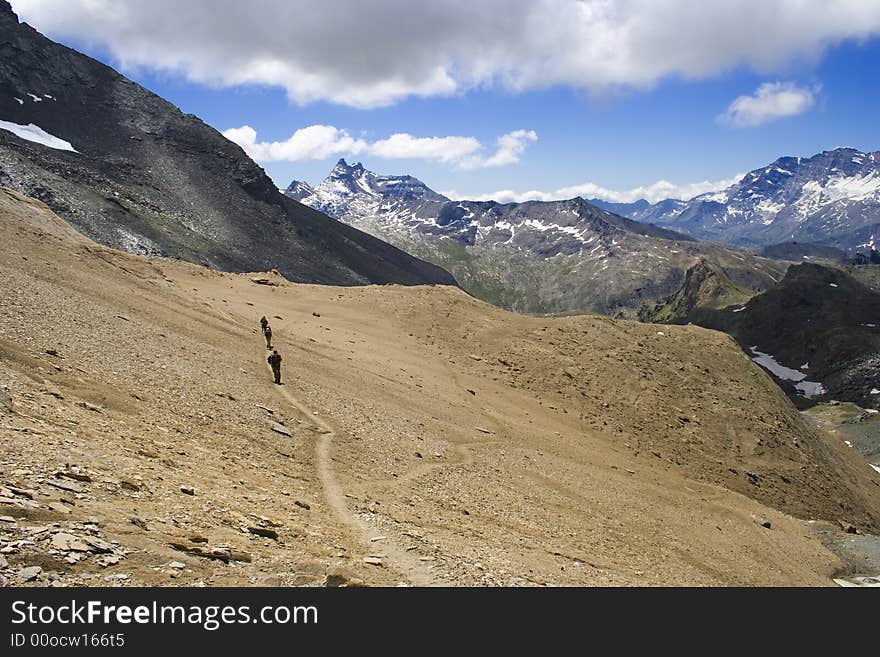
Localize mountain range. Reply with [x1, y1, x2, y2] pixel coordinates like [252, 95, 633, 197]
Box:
[590, 148, 880, 252]
[287, 159, 785, 314]
[0, 2, 454, 287]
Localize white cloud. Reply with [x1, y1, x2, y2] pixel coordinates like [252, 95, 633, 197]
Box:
[474, 130, 538, 169]
[369, 133, 481, 165]
[222, 125, 537, 169]
[718, 82, 820, 127]
[222, 125, 368, 161]
[11, 0, 880, 107]
[445, 173, 744, 204]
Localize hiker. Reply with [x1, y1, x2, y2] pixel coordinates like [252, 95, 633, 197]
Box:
[268, 350, 282, 385]
[264, 324, 273, 349]
[260, 316, 268, 334]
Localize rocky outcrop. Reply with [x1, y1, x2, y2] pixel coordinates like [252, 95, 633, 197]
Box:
[637, 258, 753, 324]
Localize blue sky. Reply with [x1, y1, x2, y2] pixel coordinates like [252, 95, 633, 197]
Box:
[10, 1, 880, 202]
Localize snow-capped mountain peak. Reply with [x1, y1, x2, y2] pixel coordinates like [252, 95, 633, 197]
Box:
[286, 160, 449, 220]
[593, 147, 880, 250]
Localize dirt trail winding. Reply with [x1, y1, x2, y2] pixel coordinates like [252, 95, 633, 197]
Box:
[263, 352, 446, 586]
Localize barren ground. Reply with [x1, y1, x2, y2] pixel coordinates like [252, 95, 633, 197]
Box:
[2, 188, 879, 587]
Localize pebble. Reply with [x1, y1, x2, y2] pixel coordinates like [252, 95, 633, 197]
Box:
[18, 565, 42, 581]
[270, 422, 293, 437]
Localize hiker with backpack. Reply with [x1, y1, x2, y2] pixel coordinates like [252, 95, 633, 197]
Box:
[268, 349, 282, 385]
[264, 323, 273, 349]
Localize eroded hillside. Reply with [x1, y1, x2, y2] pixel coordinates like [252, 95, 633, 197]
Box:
[2, 188, 879, 587]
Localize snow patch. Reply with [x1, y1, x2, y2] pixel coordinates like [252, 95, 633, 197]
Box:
[756, 198, 785, 222]
[0, 120, 77, 152]
[523, 218, 552, 232]
[870, 388, 880, 395]
[701, 191, 729, 203]
[750, 348, 805, 381]
[750, 347, 825, 398]
[732, 306, 746, 313]
[829, 283, 838, 288]
[823, 171, 880, 203]
[795, 381, 826, 398]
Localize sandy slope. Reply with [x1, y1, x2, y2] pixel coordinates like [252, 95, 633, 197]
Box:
[2, 187, 879, 587]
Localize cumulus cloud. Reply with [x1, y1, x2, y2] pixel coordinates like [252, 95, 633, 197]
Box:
[718, 82, 820, 127]
[222, 125, 536, 168]
[445, 172, 745, 204]
[369, 134, 481, 165]
[476, 130, 538, 169]
[222, 125, 368, 161]
[11, 0, 880, 107]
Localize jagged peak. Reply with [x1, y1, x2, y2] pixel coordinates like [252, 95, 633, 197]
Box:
[331, 158, 365, 174]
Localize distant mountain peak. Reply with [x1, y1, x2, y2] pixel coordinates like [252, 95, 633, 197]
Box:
[331, 158, 365, 174]
[284, 161, 449, 217]
[595, 146, 880, 251]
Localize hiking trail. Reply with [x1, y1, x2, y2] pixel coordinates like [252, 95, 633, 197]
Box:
[262, 347, 447, 586]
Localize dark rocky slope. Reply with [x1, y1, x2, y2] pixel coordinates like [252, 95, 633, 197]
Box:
[0, 3, 455, 287]
[643, 260, 880, 408]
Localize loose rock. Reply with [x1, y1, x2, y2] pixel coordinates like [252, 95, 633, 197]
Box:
[45, 478, 83, 493]
[247, 526, 279, 540]
[18, 566, 42, 582]
[130, 517, 149, 531]
[270, 422, 293, 437]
